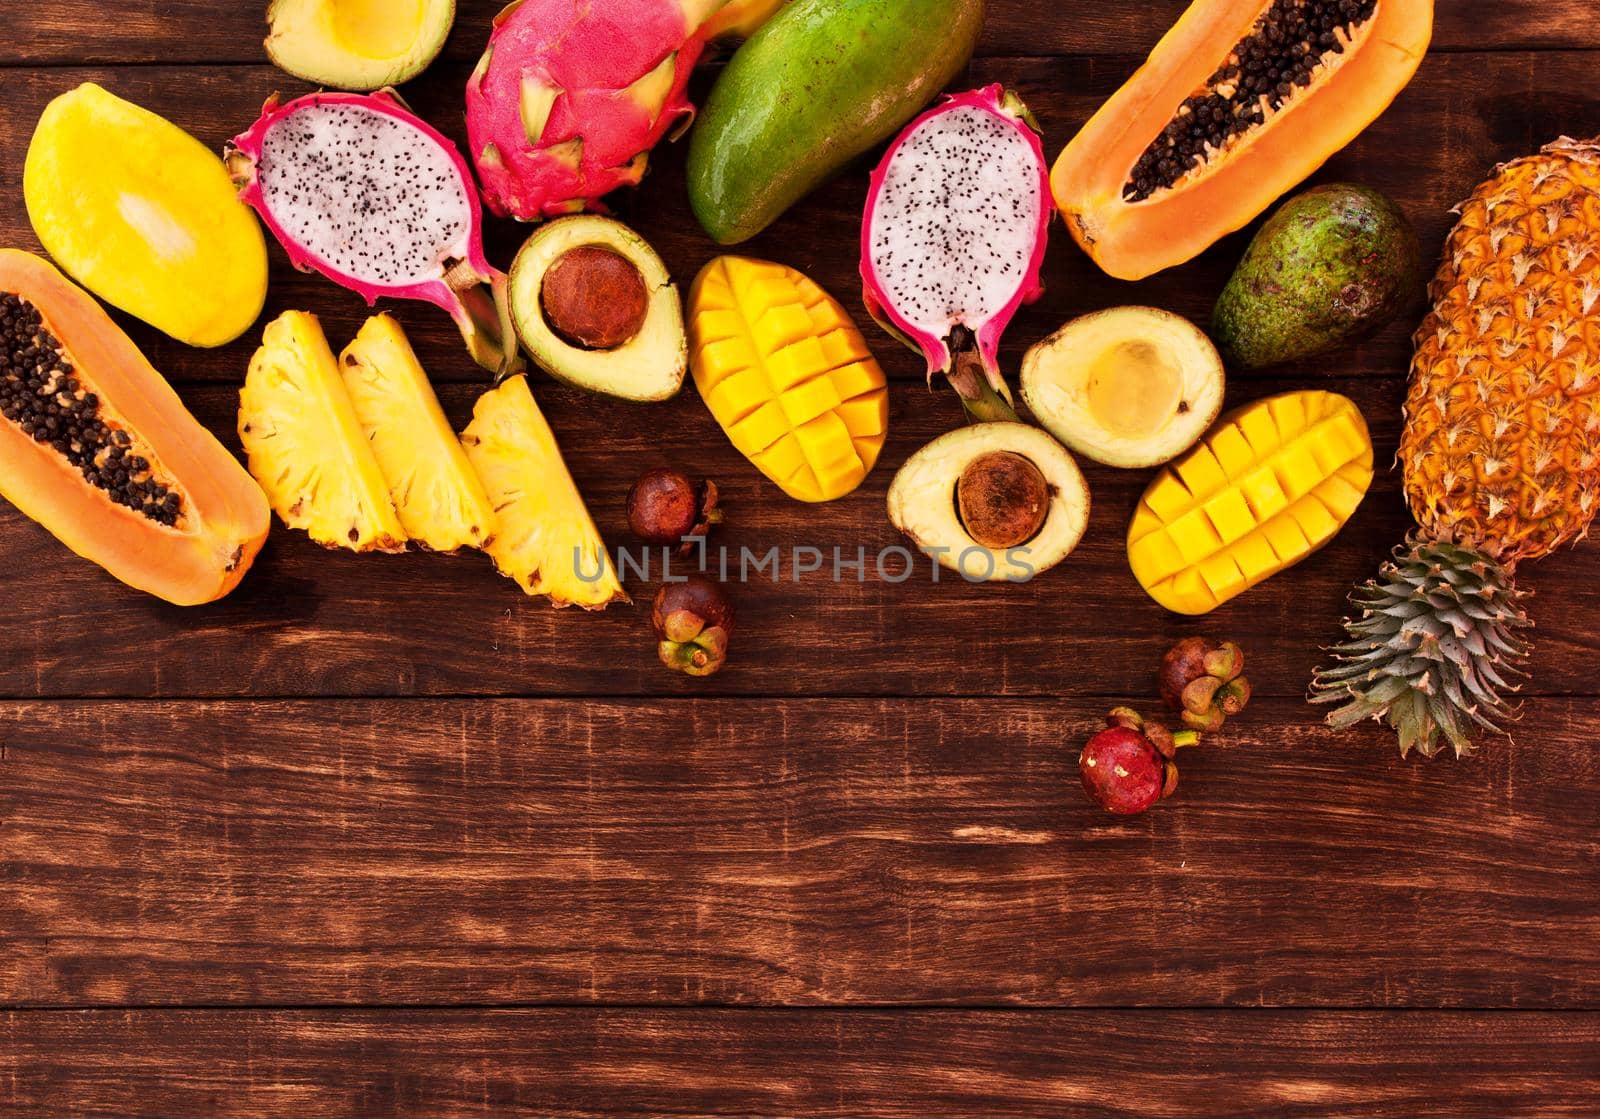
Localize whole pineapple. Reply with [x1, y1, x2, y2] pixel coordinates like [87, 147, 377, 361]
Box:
[1312, 137, 1600, 758]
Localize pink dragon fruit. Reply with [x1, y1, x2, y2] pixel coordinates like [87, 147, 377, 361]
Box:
[225, 90, 522, 378]
[465, 0, 723, 222]
[860, 85, 1052, 424]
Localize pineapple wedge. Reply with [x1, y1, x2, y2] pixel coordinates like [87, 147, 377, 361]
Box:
[240, 311, 407, 552]
[340, 315, 497, 553]
[461, 375, 627, 609]
[1128, 391, 1374, 615]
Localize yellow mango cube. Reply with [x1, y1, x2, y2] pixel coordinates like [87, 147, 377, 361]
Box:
[1231, 531, 1280, 582]
[1203, 489, 1255, 546]
[1207, 423, 1256, 478]
[767, 336, 831, 391]
[1275, 443, 1324, 500]
[754, 302, 814, 353]
[1169, 507, 1224, 564]
[779, 374, 844, 427]
[1236, 403, 1282, 456]
[1175, 445, 1229, 501]
[1261, 515, 1311, 563]
[727, 400, 790, 457]
[1128, 528, 1186, 585]
[1239, 468, 1289, 521]
[835, 393, 888, 439]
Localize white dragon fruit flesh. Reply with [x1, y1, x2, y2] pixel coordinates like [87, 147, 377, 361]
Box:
[226, 90, 522, 378]
[466, 0, 725, 222]
[861, 85, 1052, 423]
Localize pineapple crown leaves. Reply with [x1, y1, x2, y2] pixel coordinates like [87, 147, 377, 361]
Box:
[1310, 538, 1533, 760]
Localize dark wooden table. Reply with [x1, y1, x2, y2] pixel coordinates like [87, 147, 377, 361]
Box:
[4, 2, 1599, 1114]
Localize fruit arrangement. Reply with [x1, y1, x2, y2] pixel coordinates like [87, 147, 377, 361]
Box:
[5, 0, 1590, 784]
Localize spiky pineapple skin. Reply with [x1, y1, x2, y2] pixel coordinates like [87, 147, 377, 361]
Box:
[1400, 137, 1600, 565]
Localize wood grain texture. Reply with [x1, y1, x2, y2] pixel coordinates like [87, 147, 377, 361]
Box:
[4, 0, 1598, 1107]
[3, 53, 1596, 388]
[4, 698, 1597, 1008]
[5, 0, 1598, 65]
[5, 1008, 1599, 1118]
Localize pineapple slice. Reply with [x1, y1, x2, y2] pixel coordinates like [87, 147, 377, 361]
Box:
[239, 311, 407, 552]
[339, 314, 497, 553]
[461, 375, 627, 609]
[1128, 391, 1374, 615]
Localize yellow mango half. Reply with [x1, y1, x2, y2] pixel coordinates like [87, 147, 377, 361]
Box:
[25, 83, 268, 348]
[1128, 391, 1374, 615]
[689, 256, 888, 503]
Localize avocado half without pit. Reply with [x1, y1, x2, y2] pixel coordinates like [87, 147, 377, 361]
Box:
[508, 215, 688, 402]
[888, 423, 1089, 583]
[265, 0, 456, 91]
[1020, 307, 1225, 469]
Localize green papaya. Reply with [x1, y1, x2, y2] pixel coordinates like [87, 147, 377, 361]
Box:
[687, 0, 984, 246]
[1212, 184, 1421, 371]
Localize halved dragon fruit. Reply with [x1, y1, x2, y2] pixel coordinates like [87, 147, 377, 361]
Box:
[465, 0, 719, 222]
[861, 85, 1052, 424]
[226, 90, 523, 379]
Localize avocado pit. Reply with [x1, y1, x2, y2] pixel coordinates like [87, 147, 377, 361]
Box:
[957, 450, 1049, 550]
[540, 245, 650, 352]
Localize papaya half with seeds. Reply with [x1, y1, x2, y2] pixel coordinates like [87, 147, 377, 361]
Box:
[1051, 0, 1433, 281]
[0, 251, 270, 605]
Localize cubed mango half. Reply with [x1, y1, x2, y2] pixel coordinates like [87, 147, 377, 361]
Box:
[1127, 391, 1375, 615]
[689, 257, 888, 503]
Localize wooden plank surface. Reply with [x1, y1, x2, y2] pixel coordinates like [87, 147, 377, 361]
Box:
[5, 698, 1597, 1008]
[5, 0, 1599, 1111]
[6, 0, 1598, 65]
[6, 1008, 1599, 1118]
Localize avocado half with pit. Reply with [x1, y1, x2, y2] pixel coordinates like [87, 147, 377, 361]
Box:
[508, 216, 687, 403]
[265, 0, 455, 91]
[888, 423, 1089, 584]
[1020, 307, 1224, 469]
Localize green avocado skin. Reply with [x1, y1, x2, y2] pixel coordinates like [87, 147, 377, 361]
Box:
[1212, 184, 1422, 371]
[688, 0, 984, 246]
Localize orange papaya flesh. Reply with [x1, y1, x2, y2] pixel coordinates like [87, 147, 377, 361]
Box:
[1051, 0, 1433, 280]
[0, 249, 269, 605]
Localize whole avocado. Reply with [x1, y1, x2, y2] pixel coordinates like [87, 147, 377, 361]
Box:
[688, 0, 985, 246]
[1212, 184, 1421, 371]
